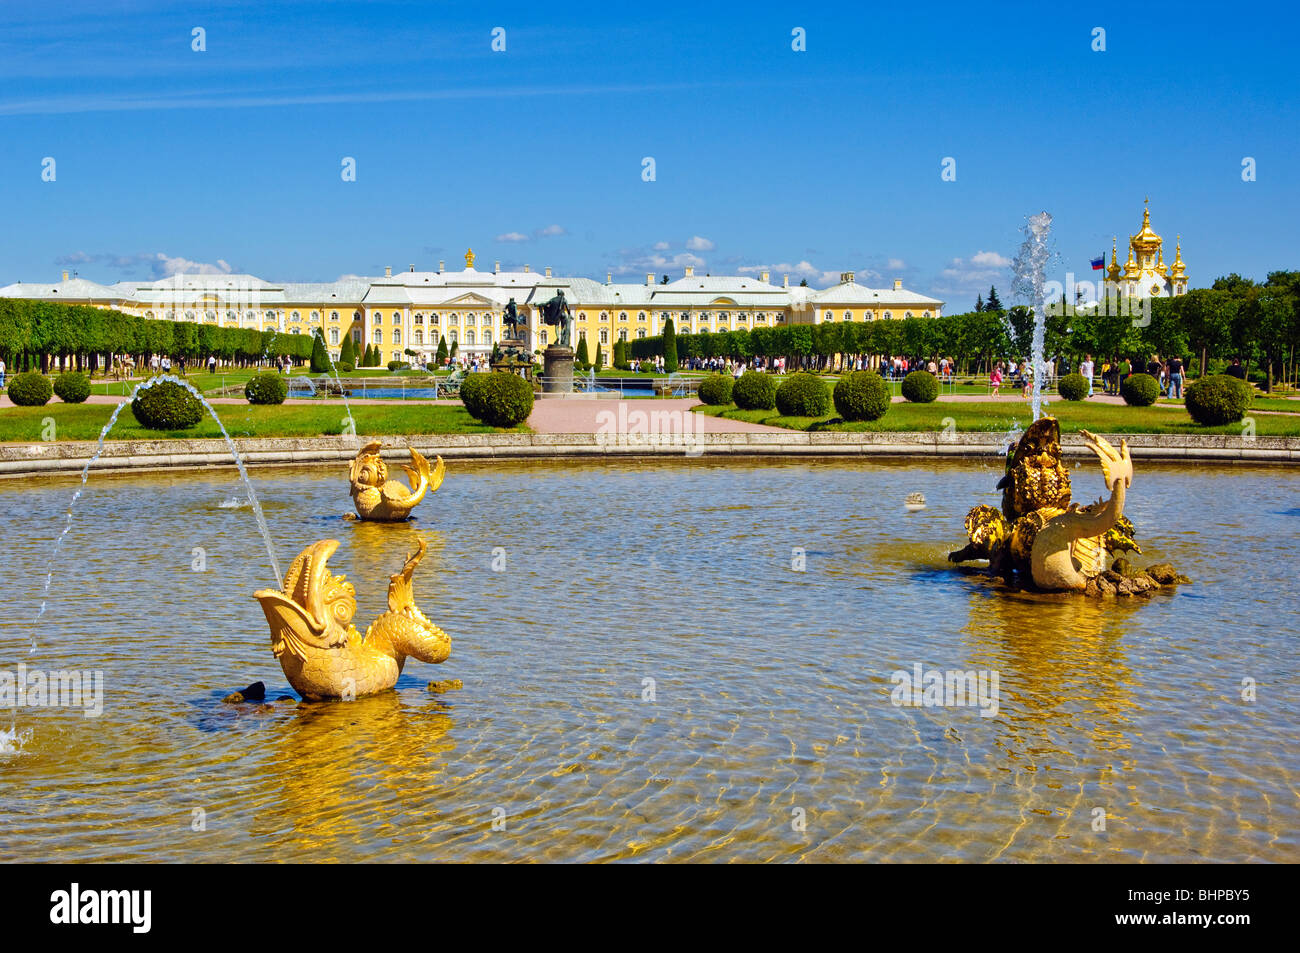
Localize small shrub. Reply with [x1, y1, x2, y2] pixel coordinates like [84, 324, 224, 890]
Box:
[732, 370, 778, 410]
[833, 371, 891, 422]
[636, 360, 655, 374]
[696, 374, 734, 406]
[1121, 372, 1159, 406]
[387, 360, 411, 371]
[775, 372, 831, 417]
[245, 372, 288, 405]
[460, 371, 534, 428]
[901, 369, 939, 403]
[6, 371, 52, 406]
[1185, 374, 1253, 426]
[1057, 372, 1089, 401]
[336, 361, 355, 373]
[131, 379, 203, 430]
[52, 371, 91, 404]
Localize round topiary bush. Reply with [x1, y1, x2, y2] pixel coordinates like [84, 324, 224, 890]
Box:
[1185, 374, 1253, 426]
[387, 360, 411, 371]
[245, 372, 288, 405]
[901, 369, 939, 403]
[732, 370, 778, 410]
[336, 361, 355, 373]
[833, 371, 891, 422]
[460, 371, 534, 428]
[52, 371, 91, 404]
[775, 372, 831, 417]
[6, 371, 53, 406]
[636, 360, 655, 374]
[697, 373, 734, 406]
[131, 379, 203, 430]
[1121, 372, 1159, 406]
[1057, 372, 1089, 401]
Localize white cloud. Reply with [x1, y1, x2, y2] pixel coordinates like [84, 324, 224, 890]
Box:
[534, 224, 566, 238]
[495, 232, 529, 243]
[969, 250, 1012, 268]
[610, 247, 707, 276]
[54, 251, 233, 279]
[887, 257, 907, 271]
[685, 235, 715, 252]
[652, 241, 670, 251]
[738, 261, 839, 287]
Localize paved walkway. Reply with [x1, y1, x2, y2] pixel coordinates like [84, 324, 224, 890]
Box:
[526, 398, 782, 433]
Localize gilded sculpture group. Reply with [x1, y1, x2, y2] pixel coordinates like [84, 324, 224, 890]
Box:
[251, 419, 1186, 703]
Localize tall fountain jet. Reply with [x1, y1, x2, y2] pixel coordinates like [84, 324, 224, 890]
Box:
[1011, 211, 1053, 421]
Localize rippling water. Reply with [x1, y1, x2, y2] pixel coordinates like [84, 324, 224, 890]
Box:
[1, 457, 1296, 862]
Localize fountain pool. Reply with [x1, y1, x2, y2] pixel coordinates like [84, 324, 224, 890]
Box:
[0, 458, 1295, 862]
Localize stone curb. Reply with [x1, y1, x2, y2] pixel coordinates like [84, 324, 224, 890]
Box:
[2, 430, 1296, 476]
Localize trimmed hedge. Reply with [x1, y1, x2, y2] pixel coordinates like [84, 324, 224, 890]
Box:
[336, 361, 355, 373]
[1185, 374, 1253, 426]
[460, 371, 534, 428]
[245, 372, 288, 405]
[53, 372, 91, 403]
[1057, 372, 1089, 401]
[901, 369, 939, 403]
[732, 370, 778, 410]
[636, 360, 655, 374]
[1121, 372, 1159, 406]
[775, 372, 831, 417]
[7, 371, 52, 406]
[387, 360, 411, 371]
[833, 371, 891, 422]
[697, 373, 734, 406]
[131, 379, 203, 430]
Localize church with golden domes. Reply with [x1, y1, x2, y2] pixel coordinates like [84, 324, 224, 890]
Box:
[1105, 199, 1189, 298]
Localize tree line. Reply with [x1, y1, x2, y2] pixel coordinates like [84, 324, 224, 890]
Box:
[0, 299, 317, 373]
[627, 272, 1300, 389]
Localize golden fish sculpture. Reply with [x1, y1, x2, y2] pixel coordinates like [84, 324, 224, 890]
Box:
[254, 538, 450, 700]
[349, 441, 445, 521]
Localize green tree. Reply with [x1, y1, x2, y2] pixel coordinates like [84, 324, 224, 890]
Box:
[310, 329, 331, 373]
[435, 335, 448, 366]
[985, 286, 1003, 312]
[576, 334, 590, 367]
[662, 316, 678, 372]
[594, 341, 604, 370]
[339, 332, 355, 366]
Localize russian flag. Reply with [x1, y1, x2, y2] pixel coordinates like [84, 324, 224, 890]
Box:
[1090, 255, 1105, 271]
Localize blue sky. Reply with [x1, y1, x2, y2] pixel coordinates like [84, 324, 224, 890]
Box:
[0, 0, 1295, 309]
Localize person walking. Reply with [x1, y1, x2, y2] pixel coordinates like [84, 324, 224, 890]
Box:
[1168, 354, 1185, 398]
[0, 356, 6, 388]
[1080, 354, 1095, 397]
[990, 362, 1003, 398]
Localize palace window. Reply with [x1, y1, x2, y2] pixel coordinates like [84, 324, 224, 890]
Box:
[373, 313, 382, 324]
[619, 312, 628, 322]
[393, 312, 402, 324]
[145, 311, 154, 319]
[352, 329, 361, 342]
[414, 313, 423, 324]
[373, 330, 382, 344]
[226, 310, 235, 322]
[619, 329, 628, 341]
[393, 351, 400, 362]
[483, 331, 493, 346]
[330, 328, 339, 344]
[393, 328, 401, 344]
[292, 311, 300, 321]
[883, 311, 893, 320]
[353, 311, 361, 322]
[637, 329, 646, 339]
[540, 329, 548, 346]
[185, 310, 196, 321]
[923, 311, 932, 318]
[449, 330, 458, 344]
[638, 312, 646, 322]
[737, 313, 748, 323]
[265, 310, 276, 321]
[465, 330, 475, 345]
[599, 329, 608, 344]
[448, 314, 459, 326]
[844, 311, 852, 321]
[431, 313, 439, 325]
[600, 312, 609, 322]
[579, 329, 587, 341]
[756, 313, 767, 323]
[904, 311, 913, 319]
[331, 311, 339, 321]
[310, 311, 319, 321]
[465, 314, 476, 327]
[414, 330, 423, 345]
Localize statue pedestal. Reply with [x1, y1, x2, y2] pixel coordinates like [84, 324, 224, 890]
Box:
[542, 346, 574, 393]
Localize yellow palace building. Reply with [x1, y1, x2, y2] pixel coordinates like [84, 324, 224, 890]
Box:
[0, 249, 944, 363]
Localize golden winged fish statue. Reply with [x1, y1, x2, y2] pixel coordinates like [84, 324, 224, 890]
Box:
[949, 417, 1188, 596]
[349, 441, 445, 521]
[253, 538, 450, 700]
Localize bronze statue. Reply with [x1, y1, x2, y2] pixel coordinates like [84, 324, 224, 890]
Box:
[540, 290, 573, 348]
[502, 298, 526, 340]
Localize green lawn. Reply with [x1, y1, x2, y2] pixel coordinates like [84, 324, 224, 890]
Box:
[694, 400, 1300, 436]
[0, 403, 522, 442]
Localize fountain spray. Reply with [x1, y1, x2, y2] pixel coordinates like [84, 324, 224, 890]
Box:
[1011, 211, 1054, 421]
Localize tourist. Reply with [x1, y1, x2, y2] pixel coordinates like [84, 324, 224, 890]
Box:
[0, 356, 6, 387]
[1080, 354, 1095, 398]
[1168, 354, 1185, 398]
[208, 355, 217, 375]
[1225, 358, 1245, 379]
[1118, 356, 1131, 392]
[990, 363, 1002, 398]
[1147, 354, 1164, 394]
